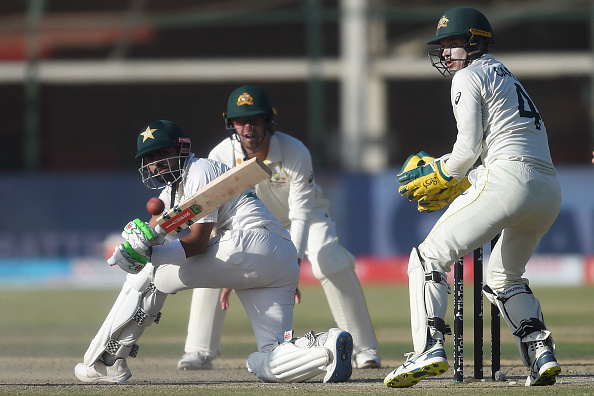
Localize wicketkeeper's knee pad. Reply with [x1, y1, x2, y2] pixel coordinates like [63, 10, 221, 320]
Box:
[247, 332, 329, 383]
[83, 264, 167, 366]
[408, 248, 451, 354]
[483, 284, 553, 366]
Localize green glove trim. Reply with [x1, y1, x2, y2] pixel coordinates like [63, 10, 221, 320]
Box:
[123, 241, 148, 264]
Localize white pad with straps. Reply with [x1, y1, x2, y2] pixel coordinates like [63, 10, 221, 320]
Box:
[408, 248, 451, 354]
[247, 334, 329, 383]
[83, 264, 166, 366]
[483, 284, 553, 366]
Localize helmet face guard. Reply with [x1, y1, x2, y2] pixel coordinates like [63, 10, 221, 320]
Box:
[428, 32, 491, 77]
[139, 141, 193, 190]
[427, 7, 493, 77]
[135, 120, 192, 189]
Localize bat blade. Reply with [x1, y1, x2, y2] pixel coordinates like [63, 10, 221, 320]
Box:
[155, 157, 271, 236]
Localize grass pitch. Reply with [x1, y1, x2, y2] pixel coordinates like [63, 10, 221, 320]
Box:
[1, 284, 593, 395]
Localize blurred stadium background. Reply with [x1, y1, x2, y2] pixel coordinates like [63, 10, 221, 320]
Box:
[1, 0, 594, 288]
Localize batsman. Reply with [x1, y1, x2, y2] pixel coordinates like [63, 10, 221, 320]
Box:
[384, 7, 562, 388]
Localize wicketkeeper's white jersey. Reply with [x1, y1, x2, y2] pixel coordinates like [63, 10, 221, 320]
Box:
[445, 54, 556, 180]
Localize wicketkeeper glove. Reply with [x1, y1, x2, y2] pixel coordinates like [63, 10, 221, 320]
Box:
[397, 158, 461, 202]
[416, 177, 471, 213]
[108, 241, 149, 274]
[399, 151, 435, 174]
[122, 218, 168, 256]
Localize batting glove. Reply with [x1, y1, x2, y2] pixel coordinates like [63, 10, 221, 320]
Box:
[108, 241, 149, 274]
[122, 218, 168, 256]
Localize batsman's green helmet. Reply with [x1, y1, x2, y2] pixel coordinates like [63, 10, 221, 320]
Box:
[225, 85, 276, 120]
[426, 7, 494, 45]
[135, 120, 190, 159]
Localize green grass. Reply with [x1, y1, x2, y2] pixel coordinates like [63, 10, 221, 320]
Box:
[1, 285, 593, 395]
[1, 285, 593, 360]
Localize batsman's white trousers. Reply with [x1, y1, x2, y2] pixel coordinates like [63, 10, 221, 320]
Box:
[155, 227, 299, 353]
[418, 159, 561, 290]
[185, 206, 378, 357]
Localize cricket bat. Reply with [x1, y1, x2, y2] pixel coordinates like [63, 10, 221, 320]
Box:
[155, 157, 271, 236]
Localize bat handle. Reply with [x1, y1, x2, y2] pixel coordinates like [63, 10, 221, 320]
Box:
[154, 224, 167, 237]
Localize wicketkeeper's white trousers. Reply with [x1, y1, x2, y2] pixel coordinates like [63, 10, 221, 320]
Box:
[418, 159, 562, 290]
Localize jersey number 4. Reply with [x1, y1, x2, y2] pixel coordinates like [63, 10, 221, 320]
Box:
[514, 83, 541, 130]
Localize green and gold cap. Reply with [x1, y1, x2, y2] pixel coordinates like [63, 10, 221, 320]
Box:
[225, 85, 275, 120]
[427, 7, 494, 45]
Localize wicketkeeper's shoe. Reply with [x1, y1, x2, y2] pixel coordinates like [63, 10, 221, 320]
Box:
[74, 358, 132, 383]
[354, 348, 381, 369]
[384, 342, 449, 388]
[525, 346, 561, 386]
[177, 351, 213, 370]
[323, 328, 353, 383]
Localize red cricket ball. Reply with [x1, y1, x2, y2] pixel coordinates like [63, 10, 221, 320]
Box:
[146, 197, 165, 215]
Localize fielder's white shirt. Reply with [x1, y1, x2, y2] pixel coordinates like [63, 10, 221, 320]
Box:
[209, 132, 329, 258]
[445, 54, 556, 180]
[158, 156, 288, 238]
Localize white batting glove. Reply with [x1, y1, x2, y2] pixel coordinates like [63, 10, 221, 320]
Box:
[122, 218, 168, 256]
[107, 242, 149, 274]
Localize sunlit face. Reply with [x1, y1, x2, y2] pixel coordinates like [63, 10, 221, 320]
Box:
[439, 37, 468, 74]
[231, 116, 270, 154]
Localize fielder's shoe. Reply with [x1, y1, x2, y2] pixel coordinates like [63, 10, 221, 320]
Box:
[384, 342, 449, 388]
[74, 358, 132, 383]
[525, 346, 561, 386]
[323, 328, 353, 383]
[177, 351, 213, 370]
[354, 348, 381, 369]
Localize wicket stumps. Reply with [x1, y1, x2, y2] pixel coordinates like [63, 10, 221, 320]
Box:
[453, 239, 501, 382]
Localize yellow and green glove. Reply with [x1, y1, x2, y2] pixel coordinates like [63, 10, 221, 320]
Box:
[397, 152, 471, 212]
[417, 177, 471, 212]
[399, 151, 435, 174]
[398, 158, 458, 201]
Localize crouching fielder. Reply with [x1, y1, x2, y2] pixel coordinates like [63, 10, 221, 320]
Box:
[74, 120, 353, 384]
[384, 7, 562, 388]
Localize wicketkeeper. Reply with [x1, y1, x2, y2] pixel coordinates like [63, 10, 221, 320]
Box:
[384, 7, 562, 388]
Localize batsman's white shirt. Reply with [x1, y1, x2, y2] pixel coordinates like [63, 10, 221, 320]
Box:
[420, 54, 562, 290]
[158, 157, 288, 237]
[153, 157, 299, 352]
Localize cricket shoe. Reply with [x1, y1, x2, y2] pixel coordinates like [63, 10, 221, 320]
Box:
[525, 346, 561, 386]
[354, 348, 381, 369]
[74, 358, 132, 383]
[177, 351, 213, 370]
[384, 342, 449, 388]
[323, 328, 353, 383]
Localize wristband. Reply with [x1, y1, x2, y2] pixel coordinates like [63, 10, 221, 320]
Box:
[151, 239, 187, 265]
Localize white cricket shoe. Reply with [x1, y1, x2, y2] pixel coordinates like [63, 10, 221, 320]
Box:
[354, 348, 381, 369]
[525, 346, 561, 386]
[323, 328, 353, 383]
[74, 359, 132, 383]
[384, 342, 449, 388]
[177, 351, 213, 370]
